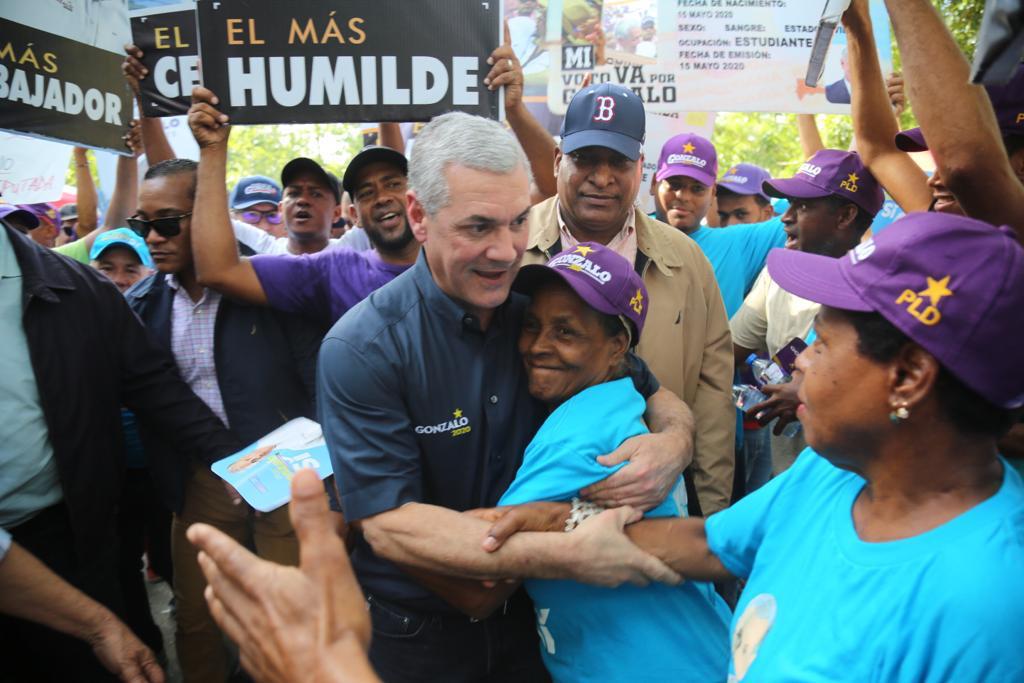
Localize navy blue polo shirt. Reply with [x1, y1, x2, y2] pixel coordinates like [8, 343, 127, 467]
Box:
[317, 251, 658, 613]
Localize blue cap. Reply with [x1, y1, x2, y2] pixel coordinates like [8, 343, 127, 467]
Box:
[229, 175, 282, 210]
[718, 163, 772, 201]
[560, 84, 646, 160]
[90, 227, 154, 268]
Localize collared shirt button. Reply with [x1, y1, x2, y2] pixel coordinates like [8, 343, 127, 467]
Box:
[489, 395, 498, 404]
[462, 315, 474, 326]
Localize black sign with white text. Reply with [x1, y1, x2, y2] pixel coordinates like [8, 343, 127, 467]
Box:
[130, 5, 199, 117]
[0, 18, 132, 153]
[196, 0, 502, 124]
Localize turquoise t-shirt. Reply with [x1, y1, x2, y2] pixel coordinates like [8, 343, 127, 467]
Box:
[690, 219, 786, 318]
[706, 448, 1024, 682]
[500, 378, 732, 683]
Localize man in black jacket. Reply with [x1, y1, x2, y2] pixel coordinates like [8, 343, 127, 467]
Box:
[0, 214, 240, 682]
[125, 159, 322, 683]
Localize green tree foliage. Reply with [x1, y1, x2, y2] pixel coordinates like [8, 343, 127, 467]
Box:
[224, 123, 364, 188]
[712, 0, 985, 175]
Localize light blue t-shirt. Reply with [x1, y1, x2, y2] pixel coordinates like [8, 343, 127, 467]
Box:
[690, 219, 786, 318]
[500, 378, 732, 683]
[706, 448, 1024, 682]
[0, 227, 62, 527]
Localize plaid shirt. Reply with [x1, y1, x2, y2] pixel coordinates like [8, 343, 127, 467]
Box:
[167, 274, 228, 427]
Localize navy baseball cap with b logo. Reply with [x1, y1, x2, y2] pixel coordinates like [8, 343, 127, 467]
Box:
[560, 84, 646, 161]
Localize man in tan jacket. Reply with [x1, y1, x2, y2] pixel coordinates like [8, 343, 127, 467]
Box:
[522, 84, 735, 515]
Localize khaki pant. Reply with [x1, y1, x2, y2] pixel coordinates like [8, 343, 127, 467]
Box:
[172, 465, 299, 683]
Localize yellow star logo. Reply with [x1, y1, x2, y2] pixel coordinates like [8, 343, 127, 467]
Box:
[918, 275, 953, 307]
[728, 166, 738, 175]
[682, 142, 696, 154]
[847, 172, 859, 184]
[629, 288, 644, 315]
[574, 245, 594, 257]
[453, 408, 463, 419]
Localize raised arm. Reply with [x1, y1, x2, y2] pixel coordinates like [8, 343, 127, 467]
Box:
[72, 148, 99, 236]
[187, 87, 267, 304]
[796, 115, 825, 160]
[123, 44, 176, 166]
[486, 21, 557, 201]
[103, 121, 142, 231]
[378, 122, 404, 153]
[884, 0, 1024, 236]
[844, 0, 931, 213]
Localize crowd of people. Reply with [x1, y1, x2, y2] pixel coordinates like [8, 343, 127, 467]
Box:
[1, 0, 1022, 682]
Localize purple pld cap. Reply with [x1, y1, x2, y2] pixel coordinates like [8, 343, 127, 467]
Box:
[655, 133, 718, 187]
[513, 242, 650, 342]
[764, 149, 884, 217]
[767, 212, 1024, 409]
[895, 127, 928, 152]
[561, 84, 646, 161]
[984, 63, 1024, 136]
[0, 204, 40, 229]
[718, 163, 772, 201]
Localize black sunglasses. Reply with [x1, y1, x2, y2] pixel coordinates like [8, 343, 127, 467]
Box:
[127, 212, 192, 238]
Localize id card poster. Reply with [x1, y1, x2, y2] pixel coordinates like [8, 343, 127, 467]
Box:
[211, 417, 332, 512]
[546, 0, 892, 115]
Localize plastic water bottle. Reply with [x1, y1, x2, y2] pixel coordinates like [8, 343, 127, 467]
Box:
[744, 355, 803, 438]
[746, 354, 788, 387]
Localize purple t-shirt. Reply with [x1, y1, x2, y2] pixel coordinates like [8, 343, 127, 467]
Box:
[251, 248, 410, 323]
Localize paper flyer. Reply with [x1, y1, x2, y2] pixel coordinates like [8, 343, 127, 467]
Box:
[211, 417, 332, 512]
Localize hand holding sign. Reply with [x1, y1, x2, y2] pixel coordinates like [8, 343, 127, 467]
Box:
[188, 87, 231, 151]
[486, 21, 524, 109]
[122, 43, 149, 97]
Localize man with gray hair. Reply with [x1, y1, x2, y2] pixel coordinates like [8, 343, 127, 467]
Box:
[317, 111, 694, 682]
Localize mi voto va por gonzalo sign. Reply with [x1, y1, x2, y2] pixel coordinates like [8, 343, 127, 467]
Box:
[197, 0, 502, 124]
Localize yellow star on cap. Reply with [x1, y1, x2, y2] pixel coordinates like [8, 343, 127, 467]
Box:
[574, 245, 595, 257]
[728, 167, 738, 175]
[847, 172, 859, 184]
[682, 142, 696, 154]
[629, 288, 644, 315]
[453, 408, 463, 419]
[918, 275, 953, 307]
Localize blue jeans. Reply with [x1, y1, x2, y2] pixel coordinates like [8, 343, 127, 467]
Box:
[743, 426, 773, 493]
[367, 591, 551, 683]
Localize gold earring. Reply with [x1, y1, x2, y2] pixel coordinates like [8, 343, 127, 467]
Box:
[889, 403, 910, 423]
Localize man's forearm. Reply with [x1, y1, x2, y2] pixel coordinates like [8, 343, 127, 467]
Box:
[884, 0, 1024, 232]
[0, 543, 115, 642]
[194, 146, 247, 290]
[796, 115, 824, 160]
[507, 101, 557, 200]
[140, 116, 175, 165]
[360, 503, 573, 581]
[644, 387, 695, 459]
[625, 518, 732, 582]
[73, 149, 99, 235]
[845, 2, 932, 212]
[102, 154, 139, 231]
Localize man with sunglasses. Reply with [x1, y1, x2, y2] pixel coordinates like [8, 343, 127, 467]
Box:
[124, 158, 325, 683]
[186, 88, 419, 328]
[229, 175, 285, 238]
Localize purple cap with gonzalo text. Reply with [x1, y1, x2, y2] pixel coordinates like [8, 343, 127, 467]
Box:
[655, 133, 718, 187]
[767, 212, 1024, 409]
[560, 84, 646, 161]
[764, 149, 884, 217]
[513, 242, 649, 343]
[718, 163, 772, 200]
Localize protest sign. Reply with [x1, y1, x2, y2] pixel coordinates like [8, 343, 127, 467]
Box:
[212, 418, 332, 513]
[0, 3, 133, 154]
[546, 0, 892, 115]
[638, 112, 716, 215]
[0, 132, 73, 204]
[130, 2, 198, 117]
[196, 0, 502, 125]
